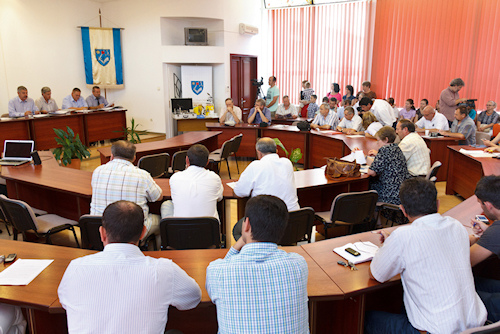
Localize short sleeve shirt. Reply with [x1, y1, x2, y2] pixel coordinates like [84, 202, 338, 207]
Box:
[477, 111, 500, 125]
[451, 115, 476, 145]
[266, 86, 280, 112]
[307, 103, 319, 118]
[477, 220, 500, 256]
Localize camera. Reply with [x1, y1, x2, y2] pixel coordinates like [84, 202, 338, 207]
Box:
[251, 77, 264, 87]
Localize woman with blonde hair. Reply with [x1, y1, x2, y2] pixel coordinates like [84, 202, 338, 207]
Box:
[353, 111, 382, 138]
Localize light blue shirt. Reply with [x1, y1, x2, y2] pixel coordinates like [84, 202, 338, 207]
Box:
[248, 107, 272, 124]
[312, 111, 339, 129]
[266, 85, 280, 112]
[8, 97, 38, 117]
[86, 95, 109, 107]
[62, 95, 88, 109]
[206, 243, 309, 334]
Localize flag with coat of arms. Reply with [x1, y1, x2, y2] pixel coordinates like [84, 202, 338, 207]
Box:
[80, 27, 124, 88]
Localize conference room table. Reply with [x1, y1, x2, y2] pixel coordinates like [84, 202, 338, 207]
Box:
[0, 109, 126, 150]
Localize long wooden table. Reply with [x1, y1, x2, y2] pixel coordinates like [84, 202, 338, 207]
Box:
[0, 110, 126, 150]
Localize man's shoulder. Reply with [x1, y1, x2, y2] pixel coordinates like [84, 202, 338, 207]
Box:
[8, 96, 18, 103]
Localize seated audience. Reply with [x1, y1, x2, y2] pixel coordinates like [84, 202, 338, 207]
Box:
[366, 126, 411, 204]
[322, 96, 329, 104]
[275, 95, 298, 119]
[415, 106, 449, 132]
[439, 106, 476, 145]
[359, 97, 396, 126]
[311, 103, 339, 130]
[161, 144, 223, 221]
[477, 101, 499, 134]
[328, 97, 338, 114]
[415, 99, 428, 120]
[86, 86, 113, 110]
[435, 100, 441, 112]
[327, 82, 342, 103]
[247, 99, 271, 124]
[8, 86, 39, 117]
[35, 86, 58, 113]
[467, 101, 477, 121]
[206, 195, 309, 334]
[219, 98, 242, 123]
[306, 94, 319, 118]
[399, 99, 417, 123]
[90, 140, 168, 242]
[362, 81, 377, 100]
[62, 88, 88, 110]
[353, 111, 382, 138]
[337, 98, 351, 120]
[470, 176, 500, 322]
[343, 84, 355, 101]
[395, 119, 431, 177]
[337, 107, 363, 133]
[386, 98, 400, 121]
[59, 201, 201, 333]
[365, 178, 487, 334]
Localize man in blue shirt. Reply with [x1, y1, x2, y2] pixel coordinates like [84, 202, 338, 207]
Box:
[206, 195, 309, 334]
[266, 76, 280, 116]
[62, 88, 88, 110]
[247, 99, 271, 124]
[8, 86, 39, 117]
[86, 86, 114, 110]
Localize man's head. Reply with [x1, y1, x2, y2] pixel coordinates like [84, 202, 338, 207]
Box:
[422, 106, 436, 121]
[268, 76, 277, 86]
[319, 103, 330, 117]
[41, 87, 51, 101]
[283, 95, 290, 107]
[241, 195, 289, 244]
[100, 201, 146, 245]
[344, 107, 355, 120]
[186, 144, 209, 168]
[362, 81, 371, 92]
[17, 86, 28, 101]
[396, 119, 415, 139]
[454, 106, 468, 121]
[449, 78, 465, 92]
[399, 178, 438, 219]
[225, 98, 234, 109]
[110, 140, 136, 161]
[255, 99, 266, 109]
[322, 97, 329, 104]
[342, 99, 351, 106]
[92, 86, 101, 98]
[359, 97, 373, 112]
[329, 97, 337, 109]
[475, 176, 500, 221]
[420, 99, 429, 110]
[255, 137, 276, 159]
[387, 97, 395, 106]
[486, 101, 497, 112]
[310, 95, 317, 103]
[71, 88, 81, 101]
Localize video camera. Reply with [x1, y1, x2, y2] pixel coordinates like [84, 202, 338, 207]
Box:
[459, 99, 477, 108]
[251, 77, 264, 87]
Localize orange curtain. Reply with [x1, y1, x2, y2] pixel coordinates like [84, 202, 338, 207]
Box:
[269, 1, 375, 104]
[371, 0, 500, 109]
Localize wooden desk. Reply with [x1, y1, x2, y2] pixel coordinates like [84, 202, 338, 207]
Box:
[175, 117, 220, 134]
[206, 123, 259, 158]
[262, 125, 309, 167]
[83, 110, 127, 143]
[446, 146, 500, 198]
[271, 117, 309, 125]
[98, 131, 221, 164]
[422, 136, 458, 181]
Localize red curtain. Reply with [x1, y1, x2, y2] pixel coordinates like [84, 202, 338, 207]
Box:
[371, 0, 500, 109]
[269, 1, 375, 104]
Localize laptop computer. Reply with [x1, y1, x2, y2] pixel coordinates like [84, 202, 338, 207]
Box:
[0, 140, 34, 166]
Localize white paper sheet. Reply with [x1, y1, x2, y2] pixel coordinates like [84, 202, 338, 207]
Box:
[459, 149, 494, 158]
[0, 259, 54, 285]
[226, 182, 237, 190]
[340, 151, 366, 164]
[33, 114, 50, 118]
[346, 135, 365, 138]
[333, 242, 378, 265]
[50, 109, 73, 115]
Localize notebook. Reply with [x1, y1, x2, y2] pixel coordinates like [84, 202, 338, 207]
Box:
[333, 241, 379, 265]
[0, 140, 34, 166]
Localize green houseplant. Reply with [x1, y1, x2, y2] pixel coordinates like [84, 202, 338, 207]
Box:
[273, 138, 303, 170]
[118, 118, 148, 144]
[53, 126, 91, 168]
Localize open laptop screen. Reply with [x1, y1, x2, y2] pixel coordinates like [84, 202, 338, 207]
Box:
[3, 140, 34, 160]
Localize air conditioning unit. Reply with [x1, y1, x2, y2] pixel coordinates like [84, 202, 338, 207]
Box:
[239, 23, 259, 35]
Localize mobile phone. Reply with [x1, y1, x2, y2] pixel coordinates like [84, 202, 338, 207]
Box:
[345, 247, 360, 257]
[476, 215, 489, 224]
[4, 254, 16, 263]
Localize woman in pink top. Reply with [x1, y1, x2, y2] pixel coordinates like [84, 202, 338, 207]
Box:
[327, 83, 342, 104]
[399, 99, 417, 123]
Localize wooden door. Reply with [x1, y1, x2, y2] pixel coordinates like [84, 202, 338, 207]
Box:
[230, 54, 257, 122]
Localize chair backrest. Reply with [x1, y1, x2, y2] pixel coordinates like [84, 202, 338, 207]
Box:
[171, 150, 188, 173]
[278, 207, 315, 246]
[460, 320, 500, 334]
[330, 190, 378, 229]
[476, 131, 491, 144]
[0, 195, 39, 233]
[426, 161, 442, 181]
[137, 153, 170, 178]
[220, 139, 234, 159]
[160, 217, 221, 250]
[493, 123, 500, 138]
[79, 215, 104, 251]
[230, 134, 243, 155]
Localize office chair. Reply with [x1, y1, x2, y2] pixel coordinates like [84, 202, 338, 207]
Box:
[168, 150, 188, 176]
[229, 134, 243, 174]
[278, 207, 315, 246]
[426, 161, 442, 182]
[160, 217, 221, 250]
[209, 138, 234, 179]
[79, 215, 104, 251]
[137, 153, 170, 178]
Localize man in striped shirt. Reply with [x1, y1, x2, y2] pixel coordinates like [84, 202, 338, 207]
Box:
[310, 103, 339, 130]
[206, 195, 309, 334]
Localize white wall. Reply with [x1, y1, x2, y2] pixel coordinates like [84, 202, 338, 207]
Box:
[0, 0, 267, 136]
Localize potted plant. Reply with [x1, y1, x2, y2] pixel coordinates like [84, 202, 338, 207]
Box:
[273, 138, 303, 170]
[53, 126, 91, 169]
[117, 118, 148, 144]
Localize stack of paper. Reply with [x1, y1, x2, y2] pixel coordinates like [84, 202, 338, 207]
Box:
[333, 241, 378, 264]
[340, 150, 366, 164]
[459, 149, 494, 158]
[346, 134, 365, 138]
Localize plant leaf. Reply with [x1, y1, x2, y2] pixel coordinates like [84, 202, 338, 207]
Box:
[273, 138, 289, 157]
[290, 148, 303, 164]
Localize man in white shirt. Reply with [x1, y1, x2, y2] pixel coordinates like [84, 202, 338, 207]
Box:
[275, 95, 298, 119]
[395, 119, 431, 177]
[161, 144, 223, 221]
[219, 98, 242, 124]
[61, 88, 88, 110]
[337, 107, 363, 133]
[365, 178, 487, 334]
[35, 87, 58, 113]
[359, 97, 397, 127]
[58, 201, 201, 334]
[311, 103, 339, 130]
[8, 86, 39, 117]
[232, 137, 300, 240]
[415, 106, 450, 132]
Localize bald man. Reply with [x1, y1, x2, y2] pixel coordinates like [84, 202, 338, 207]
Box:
[415, 106, 450, 132]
